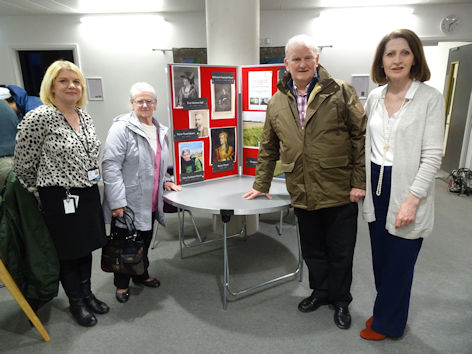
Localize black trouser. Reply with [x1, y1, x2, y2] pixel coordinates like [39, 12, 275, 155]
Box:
[295, 203, 358, 307]
[114, 228, 153, 289]
[60, 254, 92, 299]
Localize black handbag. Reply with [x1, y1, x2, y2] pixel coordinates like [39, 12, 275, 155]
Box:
[101, 208, 145, 275]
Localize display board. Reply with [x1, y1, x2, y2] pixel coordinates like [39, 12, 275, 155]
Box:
[241, 64, 285, 176]
[168, 64, 238, 185]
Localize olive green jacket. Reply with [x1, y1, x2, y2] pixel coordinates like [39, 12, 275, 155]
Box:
[253, 65, 367, 210]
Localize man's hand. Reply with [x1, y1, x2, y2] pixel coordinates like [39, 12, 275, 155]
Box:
[395, 193, 420, 228]
[242, 188, 272, 200]
[350, 188, 366, 203]
[164, 181, 182, 192]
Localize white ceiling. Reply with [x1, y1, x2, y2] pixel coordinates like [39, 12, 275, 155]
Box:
[0, 0, 471, 16]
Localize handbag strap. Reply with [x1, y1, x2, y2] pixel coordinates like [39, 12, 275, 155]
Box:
[110, 208, 138, 240]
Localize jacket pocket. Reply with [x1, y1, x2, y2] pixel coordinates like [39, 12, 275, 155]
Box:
[316, 156, 351, 197]
[279, 162, 295, 173]
[319, 156, 349, 168]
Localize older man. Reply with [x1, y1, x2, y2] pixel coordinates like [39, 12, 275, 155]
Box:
[243, 34, 366, 329]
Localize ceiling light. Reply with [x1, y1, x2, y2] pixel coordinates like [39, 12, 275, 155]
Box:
[80, 14, 166, 25]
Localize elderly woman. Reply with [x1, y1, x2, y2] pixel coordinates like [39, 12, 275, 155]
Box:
[14, 60, 108, 327]
[102, 82, 181, 303]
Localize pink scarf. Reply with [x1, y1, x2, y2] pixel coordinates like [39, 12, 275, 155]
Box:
[152, 135, 162, 212]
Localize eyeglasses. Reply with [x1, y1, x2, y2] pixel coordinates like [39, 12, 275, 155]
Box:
[134, 99, 156, 106]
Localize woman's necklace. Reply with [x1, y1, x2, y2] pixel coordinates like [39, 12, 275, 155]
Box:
[375, 97, 407, 196]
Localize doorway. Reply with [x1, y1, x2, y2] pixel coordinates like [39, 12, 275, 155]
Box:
[442, 43, 472, 172]
[18, 50, 75, 96]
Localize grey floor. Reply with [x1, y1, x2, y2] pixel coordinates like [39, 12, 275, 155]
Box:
[0, 179, 471, 354]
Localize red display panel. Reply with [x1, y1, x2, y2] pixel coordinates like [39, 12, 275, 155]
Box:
[168, 64, 238, 185]
[241, 64, 284, 176]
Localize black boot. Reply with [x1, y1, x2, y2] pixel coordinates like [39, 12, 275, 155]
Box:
[81, 279, 109, 314]
[69, 297, 97, 327]
[27, 298, 49, 312]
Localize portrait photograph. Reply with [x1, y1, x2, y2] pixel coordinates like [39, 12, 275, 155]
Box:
[172, 66, 200, 109]
[178, 140, 204, 177]
[189, 109, 209, 138]
[211, 82, 235, 119]
[210, 127, 236, 165]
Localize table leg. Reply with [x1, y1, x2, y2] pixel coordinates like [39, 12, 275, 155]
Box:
[220, 210, 233, 310]
[275, 209, 283, 235]
[241, 215, 247, 240]
[178, 208, 185, 259]
[223, 220, 228, 310]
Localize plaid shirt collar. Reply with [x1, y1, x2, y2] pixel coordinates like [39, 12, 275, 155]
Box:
[287, 73, 318, 129]
[293, 83, 310, 128]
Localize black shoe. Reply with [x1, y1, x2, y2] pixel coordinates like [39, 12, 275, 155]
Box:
[115, 290, 130, 303]
[69, 298, 97, 327]
[133, 278, 160, 288]
[334, 306, 351, 329]
[81, 279, 109, 314]
[298, 292, 330, 313]
[84, 294, 110, 314]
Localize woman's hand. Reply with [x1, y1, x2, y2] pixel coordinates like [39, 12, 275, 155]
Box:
[164, 181, 182, 192]
[112, 207, 126, 218]
[395, 193, 420, 228]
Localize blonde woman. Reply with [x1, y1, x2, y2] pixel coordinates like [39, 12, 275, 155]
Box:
[14, 60, 108, 327]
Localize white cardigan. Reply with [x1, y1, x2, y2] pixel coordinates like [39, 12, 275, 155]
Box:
[362, 82, 445, 239]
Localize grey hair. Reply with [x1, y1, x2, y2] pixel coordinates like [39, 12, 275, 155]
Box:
[129, 82, 157, 100]
[181, 148, 191, 155]
[285, 34, 318, 57]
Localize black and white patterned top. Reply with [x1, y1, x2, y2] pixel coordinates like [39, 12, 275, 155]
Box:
[14, 104, 101, 191]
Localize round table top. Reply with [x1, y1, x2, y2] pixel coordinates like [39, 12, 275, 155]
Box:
[163, 175, 290, 215]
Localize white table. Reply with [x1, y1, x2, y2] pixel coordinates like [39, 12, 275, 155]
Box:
[164, 175, 302, 309]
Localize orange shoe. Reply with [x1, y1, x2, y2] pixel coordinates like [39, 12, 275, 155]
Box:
[360, 327, 387, 341]
[365, 316, 373, 328]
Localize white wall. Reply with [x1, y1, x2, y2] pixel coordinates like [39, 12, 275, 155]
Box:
[1, 4, 471, 146]
[0, 12, 206, 144]
[261, 5, 472, 93]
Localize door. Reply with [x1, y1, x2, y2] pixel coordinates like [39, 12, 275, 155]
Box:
[442, 44, 472, 172]
[18, 50, 75, 96]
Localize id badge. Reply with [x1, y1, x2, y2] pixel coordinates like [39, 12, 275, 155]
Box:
[63, 195, 79, 214]
[88, 167, 100, 181]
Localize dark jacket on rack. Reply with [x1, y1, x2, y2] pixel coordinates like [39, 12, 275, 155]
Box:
[0, 172, 59, 303]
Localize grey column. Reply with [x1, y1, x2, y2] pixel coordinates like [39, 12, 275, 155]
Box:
[205, 0, 260, 65]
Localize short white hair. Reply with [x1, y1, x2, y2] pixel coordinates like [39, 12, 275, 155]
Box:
[129, 82, 156, 100]
[285, 34, 318, 57]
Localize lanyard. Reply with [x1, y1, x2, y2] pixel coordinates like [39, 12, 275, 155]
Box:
[63, 112, 92, 159]
[375, 99, 407, 196]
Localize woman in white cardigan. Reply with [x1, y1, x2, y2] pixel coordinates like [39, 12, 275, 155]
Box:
[361, 29, 445, 340]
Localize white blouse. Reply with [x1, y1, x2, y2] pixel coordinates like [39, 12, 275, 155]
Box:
[369, 81, 420, 166]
